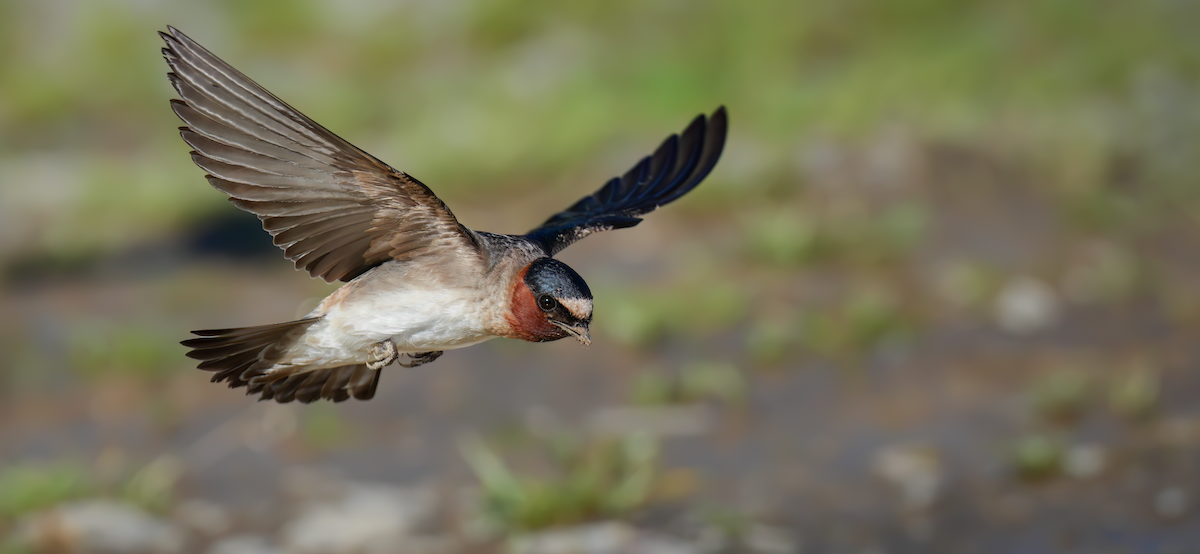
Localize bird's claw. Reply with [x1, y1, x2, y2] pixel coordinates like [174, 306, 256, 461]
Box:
[366, 339, 397, 370]
[398, 350, 443, 368]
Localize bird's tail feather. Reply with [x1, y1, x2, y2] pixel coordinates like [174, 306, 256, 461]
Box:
[256, 363, 380, 403]
[181, 319, 381, 403]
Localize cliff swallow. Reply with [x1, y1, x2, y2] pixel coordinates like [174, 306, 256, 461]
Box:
[162, 27, 727, 403]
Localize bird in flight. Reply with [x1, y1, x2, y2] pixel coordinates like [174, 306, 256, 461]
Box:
[162, 27, 727, 403]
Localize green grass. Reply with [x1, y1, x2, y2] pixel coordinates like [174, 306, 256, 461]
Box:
[933, 261, 1003, 313]
[0, 455, 179, 522]
[1029, 368, 1091, 423]
[300, 404, 351, 449]
[1108, 361, 1160, 422]
[67, 323, 182, 381]
[631, 362, 747, 406]
[0, 0, 1195, 262]
[1007, 361, 1164, 483]
[798, 286, 916, 360]
[597, 282, 748, 349]
[118, 456, 182, 513]
[743, 202, 928, 268]
[1020, 361, 1162, 426]
[743, 318, 795, 365]
[0, 461, 94, 520]
[459, 431, 660, 534]
[1010, 433, 1065, 481]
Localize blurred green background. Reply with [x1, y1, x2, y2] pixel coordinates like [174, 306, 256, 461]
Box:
[2, 0, 1200, 552]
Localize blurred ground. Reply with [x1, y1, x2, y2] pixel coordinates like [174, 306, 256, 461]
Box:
[2, 1, 1200, 553]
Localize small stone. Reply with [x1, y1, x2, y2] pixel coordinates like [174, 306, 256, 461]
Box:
[174, 498, 231, 537]
[874, 444, 942, 512]
[279, 466, 347, 502]
[207, 534, 284, 554]
[744, 524, 800, 554]
[365, 536, 459, 554]
[1154, 487, 1188, 519]
[631, 532, 701, 554]
[511, 522, 699, 554]
[995, 276, 1060, 334]
[693, 524, 728, 553]
[1062, 445, 1106, 479]
[17, 499, 186, 554]
[511, 522, 635, 554]
[280, 484, 438, 554]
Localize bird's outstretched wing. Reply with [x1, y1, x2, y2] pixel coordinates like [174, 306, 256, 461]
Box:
[525, 107, 727, 256]
[161, 27, 482, 283]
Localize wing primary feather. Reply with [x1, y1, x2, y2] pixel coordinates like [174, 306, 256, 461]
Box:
[177, 36, 323, 145]
[169, 76, 332, 164]
[270, 212, 370, 245]
[627, 156, 655, 203]
[167, 54, 328, 154]
[524, 106, 727, 255]
[638, 134, 679, 200]
[191, 154, 327, 190]
[229, 197, 360, 218]
[161, 27, 510, 282]
[182, 130, 334, 180]
[612, 156, 649, 204]
[653, 114, 706, 204]
[170, 95, 325, 167]
[659, 106, 727, 206]
[163, 31, 331, 151]
[260, 207, 374, 233]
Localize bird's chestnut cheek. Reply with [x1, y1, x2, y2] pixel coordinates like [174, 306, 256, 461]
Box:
[506, 279, 568, 342]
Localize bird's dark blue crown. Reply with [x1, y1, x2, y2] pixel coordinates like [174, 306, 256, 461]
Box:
[524, 258, 592, 300]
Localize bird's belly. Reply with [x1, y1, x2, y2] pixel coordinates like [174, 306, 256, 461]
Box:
[323, 287, 494, 355]
[382, 313, 495, 352]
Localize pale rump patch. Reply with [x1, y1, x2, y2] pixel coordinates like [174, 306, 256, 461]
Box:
[559, 297, 593, 321]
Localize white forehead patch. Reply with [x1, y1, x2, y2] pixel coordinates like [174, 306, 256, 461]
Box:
[559, 297, 593, 320]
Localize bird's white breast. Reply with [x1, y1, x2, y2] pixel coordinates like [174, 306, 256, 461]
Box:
[282, 263, 501, 368]
[335, 285, 495, 351]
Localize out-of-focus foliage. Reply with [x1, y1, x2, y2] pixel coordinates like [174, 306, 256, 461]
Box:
[631, 362, 746, 406]
[0, 462, 94, 519]
[0, 456, 180, 519]
[1, 0, 1197, 262]
[68, 323, 181, 381]
[460, 431, 659, 534]
[3, 0, 1200, 548]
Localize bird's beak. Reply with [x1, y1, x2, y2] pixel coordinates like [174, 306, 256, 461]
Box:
[552, 321, 591, 346]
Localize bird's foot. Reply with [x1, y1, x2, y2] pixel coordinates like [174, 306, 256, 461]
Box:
[366, 339, 397, 370]
[398, 350, 443, 368]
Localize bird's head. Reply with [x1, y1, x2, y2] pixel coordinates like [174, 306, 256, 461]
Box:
[506, 257, 592, 345]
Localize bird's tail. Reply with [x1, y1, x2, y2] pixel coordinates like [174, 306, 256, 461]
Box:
[181, 319, 380, 403]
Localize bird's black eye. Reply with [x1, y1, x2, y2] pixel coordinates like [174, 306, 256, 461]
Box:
[538, 295, 557, 311]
